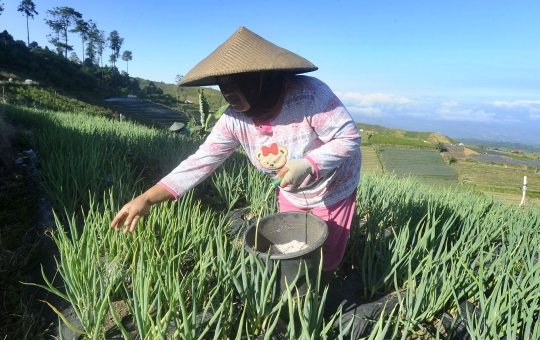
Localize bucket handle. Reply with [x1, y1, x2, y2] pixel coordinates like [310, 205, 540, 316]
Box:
[270, 177, 313, 245]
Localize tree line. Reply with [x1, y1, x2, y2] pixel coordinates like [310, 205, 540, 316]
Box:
[1, 1, 133, 74]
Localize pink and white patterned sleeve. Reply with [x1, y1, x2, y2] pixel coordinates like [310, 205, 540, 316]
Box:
[158, 115, 240, 200]
[305, 87, 361, 178]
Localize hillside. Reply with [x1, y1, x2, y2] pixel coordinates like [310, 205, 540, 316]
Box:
[356, 122, 458, 145]
[357, 123, 539, 205]
[135, 78, 224, 110]
[0, 31, 224, 121]
[457, 138, 540, 153]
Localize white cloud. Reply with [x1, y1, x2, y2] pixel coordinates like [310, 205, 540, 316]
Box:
[334, 94, 537, 144]
[336, 92, 415, 107]
[493, 100, 540, 108]
[339, 92, 537, 127]
[347, 106, 386, 117]
[502, 115, 522, 123]
[441, 100, 459, 107]
[435, 105, 497, 123]
[490, 100, 540, 121]
[336, 92, 416, 119]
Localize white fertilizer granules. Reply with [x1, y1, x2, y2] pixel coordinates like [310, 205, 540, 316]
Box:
[271, 240, 309, 254]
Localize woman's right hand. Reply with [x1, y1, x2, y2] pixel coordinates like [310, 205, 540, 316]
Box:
[111, 194, 152, 233]
[111, 184, 174, 233]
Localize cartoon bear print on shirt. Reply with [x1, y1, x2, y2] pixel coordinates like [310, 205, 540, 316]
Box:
[255, 143, 288, 177]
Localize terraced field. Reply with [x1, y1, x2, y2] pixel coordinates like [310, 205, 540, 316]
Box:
[106, 98, 189, 127]
[442, 145, 481, 159]
[359, 146, 383, 173]
[356, 126, 539, 205]
[377, 147, 458, 187]
[451, 161, 540, 204]
[452, 162, 539, 191]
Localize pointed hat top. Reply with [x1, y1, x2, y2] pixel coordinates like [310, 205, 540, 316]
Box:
[178, 26, 317, 87]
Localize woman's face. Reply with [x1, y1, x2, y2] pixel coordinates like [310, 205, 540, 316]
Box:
[218, 73, 262, 113]
[218, 76, 251, 112]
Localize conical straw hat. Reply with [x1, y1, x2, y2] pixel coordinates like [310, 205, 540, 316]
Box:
[179, 26, 317, 87]
[169, 122, 185, 131]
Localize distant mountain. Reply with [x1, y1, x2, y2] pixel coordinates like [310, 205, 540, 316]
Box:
[457, 138, 539, 153]
[352, 113, 538, 148]
[354, 122, 540, 154]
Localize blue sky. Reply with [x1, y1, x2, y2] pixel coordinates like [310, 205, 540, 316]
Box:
[3, 0, 539, 145]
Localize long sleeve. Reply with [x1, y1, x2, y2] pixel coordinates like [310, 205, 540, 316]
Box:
[158, 116, 240, 199]
[305, 93, 361, 178]
[160, 75, 361, 208]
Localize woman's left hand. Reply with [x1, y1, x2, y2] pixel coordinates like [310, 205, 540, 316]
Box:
[276, 159, 314, 187]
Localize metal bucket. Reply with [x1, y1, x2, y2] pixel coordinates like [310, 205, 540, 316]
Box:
[244, 212, 328, 296]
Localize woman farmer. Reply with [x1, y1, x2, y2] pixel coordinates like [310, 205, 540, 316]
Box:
[111, 26, 362, 279]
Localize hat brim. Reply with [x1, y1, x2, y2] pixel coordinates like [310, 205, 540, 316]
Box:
[179, 27, 317, 87]
[180, 68, 317, 87]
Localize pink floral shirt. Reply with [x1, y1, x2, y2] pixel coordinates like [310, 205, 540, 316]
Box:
[159, 75, 362, 208]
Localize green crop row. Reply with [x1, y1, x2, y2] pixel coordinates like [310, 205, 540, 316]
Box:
[359, 146, 384, 173]
[378, 147, 458, 187]
[6, 104, 540, 339]
[364, 134, 437, 150]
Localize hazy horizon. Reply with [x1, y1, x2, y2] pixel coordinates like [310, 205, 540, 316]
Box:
[335, 93, 539, 146]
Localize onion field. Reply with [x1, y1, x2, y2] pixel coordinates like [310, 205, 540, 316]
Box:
[5, 104, 540, 339]
[359, 146, 383, 173]
[377, 147, 458, 187]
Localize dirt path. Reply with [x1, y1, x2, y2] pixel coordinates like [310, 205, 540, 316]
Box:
[427, 133, 452, 144]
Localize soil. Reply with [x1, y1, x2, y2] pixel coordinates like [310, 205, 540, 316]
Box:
[463, 147, 481, 156]
[428, 133, 452, 144]
[442, 145, 480, 159]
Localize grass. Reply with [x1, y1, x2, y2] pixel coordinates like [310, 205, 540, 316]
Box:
[451, 161, 540, 203]
[358, 123, 429, 141]
[151, 80, 224, 106]
[471, 155, 540, 167]
[481, 191, 527, 205]
[366, 134, 438, 150]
